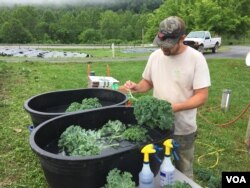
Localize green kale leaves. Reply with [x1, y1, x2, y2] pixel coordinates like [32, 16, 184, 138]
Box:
[122, 126, 148, 142]
[65, 97, 102, 112]
[103, 168, 136, 188]
[58, 125, 101, 156]
[58, 120, 148, 156]
[133, 96, 174, 130]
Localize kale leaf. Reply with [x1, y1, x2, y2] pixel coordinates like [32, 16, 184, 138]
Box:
[103, 168, 136, 188]
[58, 120, 148, 156]
[65, 102, 82, 112]
[65, 97, 102, 112]
[133, 96, 174, 130]
[99, 120, 127, 144]
[122, 126, 148, 142]
[100, 120, 126, 138]
[58, 125, 101, 156]
[100, 121, 148, 143]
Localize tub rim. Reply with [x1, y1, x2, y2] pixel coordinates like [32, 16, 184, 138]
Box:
[29, 106, 144, 162]
[24, 87, 128, 116]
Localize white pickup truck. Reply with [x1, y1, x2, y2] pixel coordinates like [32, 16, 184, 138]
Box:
[183, 31, 221, 53]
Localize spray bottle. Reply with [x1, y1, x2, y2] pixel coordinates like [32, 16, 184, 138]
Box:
[159, 139, 175, 187]
[139, 144, 156, 188]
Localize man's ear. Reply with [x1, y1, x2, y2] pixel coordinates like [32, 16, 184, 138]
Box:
[179, 35, 186, 44]
[180, 35, 186, 40]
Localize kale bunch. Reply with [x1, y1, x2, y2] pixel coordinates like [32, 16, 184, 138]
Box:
[99, 120, 127, 144]
[58, 120, 148, 156]
[65, 97, 102, 112]
[100, 120, 148, 143]
[103, 168, 136, 188]
[133, 96, 174, 130]
[122, 126, 148, 142]
[58, 125, 101, 156]
[100, 120, 127, 138]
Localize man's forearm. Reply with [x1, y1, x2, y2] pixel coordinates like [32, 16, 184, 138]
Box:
[132, 79, 153, 93]
[172, 87, 209, 112]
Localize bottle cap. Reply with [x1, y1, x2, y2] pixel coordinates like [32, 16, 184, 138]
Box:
[112, 83, 119, 90]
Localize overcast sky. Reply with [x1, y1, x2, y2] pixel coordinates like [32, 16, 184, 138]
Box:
[1, 0, 117, 6]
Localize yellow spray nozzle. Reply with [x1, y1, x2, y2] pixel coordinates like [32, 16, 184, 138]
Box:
[141, 144, 156, 163]
[163, 139, 173, 156]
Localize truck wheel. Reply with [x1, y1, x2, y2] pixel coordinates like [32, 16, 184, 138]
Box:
[197, 45, 204, 53]
[212, 43, 219, 53]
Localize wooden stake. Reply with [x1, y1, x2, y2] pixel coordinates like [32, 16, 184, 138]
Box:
[87, 63, 91, 76]
[106, 64, 110, 76]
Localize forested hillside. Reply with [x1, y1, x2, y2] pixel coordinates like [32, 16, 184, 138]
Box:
[0, 0, 249, 44]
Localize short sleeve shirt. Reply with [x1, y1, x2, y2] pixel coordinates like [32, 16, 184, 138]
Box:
[142, 46, 211, 135]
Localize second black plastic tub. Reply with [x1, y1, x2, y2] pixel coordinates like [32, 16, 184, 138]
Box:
[29, 106, 172, 188]
[24, 88, 128, 127]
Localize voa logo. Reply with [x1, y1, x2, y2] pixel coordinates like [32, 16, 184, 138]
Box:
[226, 176, 246, 184]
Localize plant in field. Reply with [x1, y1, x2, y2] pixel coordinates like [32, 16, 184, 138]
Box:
[103, 168, 136, 188]
[195, 168, 221, 188]
[65, 97, 102, 112]
[133, 96, 174, 130]
[207, 176, 221, 188]
[195, 168, 212, 181]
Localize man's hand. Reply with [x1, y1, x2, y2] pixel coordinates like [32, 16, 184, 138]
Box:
[119, 79, 152, 94]
[124, 80, 137, 91]
[118, 80, 137, 93]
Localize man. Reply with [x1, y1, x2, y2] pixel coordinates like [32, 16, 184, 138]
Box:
[121, 16, 211, 179]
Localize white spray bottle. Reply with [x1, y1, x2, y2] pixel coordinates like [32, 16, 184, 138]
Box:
[139, 144, 156, 188]
[159, 139, 175, 187]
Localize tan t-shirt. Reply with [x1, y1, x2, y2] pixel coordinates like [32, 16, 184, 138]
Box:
[142, 46, 211, 135]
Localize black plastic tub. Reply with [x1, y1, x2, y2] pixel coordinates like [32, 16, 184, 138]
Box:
[29, 106, 172, 188]
[24, 88, 128, 127]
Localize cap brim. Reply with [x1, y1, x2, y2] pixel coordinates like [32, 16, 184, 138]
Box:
[153, 34, 179, 48]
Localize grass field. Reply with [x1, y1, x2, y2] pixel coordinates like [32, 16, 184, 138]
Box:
[0, 55, 249, 187]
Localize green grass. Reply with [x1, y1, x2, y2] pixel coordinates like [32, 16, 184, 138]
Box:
[0, 58, 249, 188]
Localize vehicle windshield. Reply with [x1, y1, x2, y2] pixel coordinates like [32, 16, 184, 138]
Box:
[186, 31, 205, 38]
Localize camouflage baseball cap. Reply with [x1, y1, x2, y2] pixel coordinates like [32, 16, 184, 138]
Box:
[153, 16, 186, 48]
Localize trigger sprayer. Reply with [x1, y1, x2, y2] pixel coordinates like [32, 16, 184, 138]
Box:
[139, 144, 156, 188]
[159, 139, 176, 187]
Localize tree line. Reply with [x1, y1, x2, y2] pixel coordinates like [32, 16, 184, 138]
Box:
[0, 0, 249, 44]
